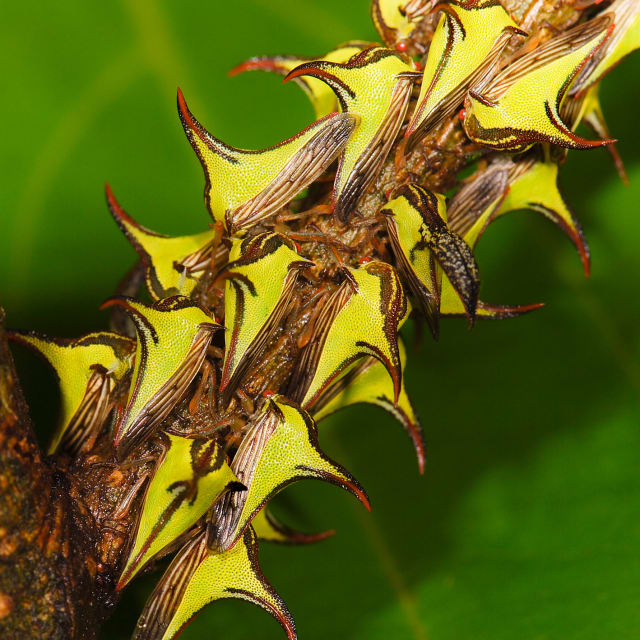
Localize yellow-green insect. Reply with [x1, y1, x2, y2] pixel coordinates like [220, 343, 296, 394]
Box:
[405, 0, 525, 150]
[382, 184, 479, 337]
[106, 185, 220, 300]
[371, 0, 431, 48]
[229, 42, 371, 119]
[287, 47, 420, 222]
[210, 396, 369, 552]
[312, 337, 424, 473]
[8, 2, 638, 640]
[292, 261, 408, 410]
[117, 435, 240, 589]
[133, 528, 296, 640]
[101, 296, 220, 457]
[464, 17, 613, 150]
[564, 0, 640, 181]
[571, 0, 640, 93]
[178, 89, 357, 232]
[440, 154, 588, 317]
[8, 330, 133, 455]
[449, 155, 589, 273]
[220, 233, 312, 398]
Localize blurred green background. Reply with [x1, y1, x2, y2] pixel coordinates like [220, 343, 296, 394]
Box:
[1, 1, 639, 639]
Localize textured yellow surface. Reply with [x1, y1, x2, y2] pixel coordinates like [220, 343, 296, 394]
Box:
[178, 89, 356, 231]
[371, 0, 429, 44]
[108, 297, 219, 452]
[388, 188, 447, 281]
[441, 159, 583, 316]
[407, 0, 520, 144]
[466, 25, 611, 149]
[383, 186, 446, 324]
[301, 262, 407, 409]
[231, 44, 368, 119]
[313, 338, 423, 472]
[287, 47, 418, 218]
[497, 162, 585, 265]
[107, 185, 215, 300]
[3, 1, 640, 637]
[119, 435, 238, 588]
[465, 162, 579, 252]
[576, 0, 640, 90]
[224, 396, 367, 549]
[221, 234, 311, 392]
[160, 529, 294, 640]
[9, 331, 131, 453]
[383, 184, 479, 334]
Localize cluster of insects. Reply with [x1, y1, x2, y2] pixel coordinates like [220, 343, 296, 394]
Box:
[8, 1, 638, 638]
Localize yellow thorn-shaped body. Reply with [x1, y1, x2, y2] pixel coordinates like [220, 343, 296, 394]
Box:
[118, 435, 240, 589]
[178, 89, 357, 232]
[464, 17, 614, 150]
[101, 296, 220, 457]
[406, 0, 525, 150]
[497, 160, 589, 273]
[571, 0, 640, 93]
[449, 157, 589, 274]
[292, 261, 407, 410]
[440, 155, 586, 317]
[565, 3, 638, 184]
[133, 529, 296, 640]
[9, 330, 133, 454]
[210, 396, 369, 551]
[253, 507, 336, 545]
[286, 47, 420, 221]
[106, 185, 217, 300]
[371, 0, 432, 47]
[221, 233, 312, 397]
[382, 184, 479, 337]
[312, 338, 425, 473]
[229, 42, 370, 119]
